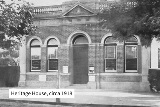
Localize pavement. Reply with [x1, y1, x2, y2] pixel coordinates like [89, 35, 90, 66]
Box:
[0, 87, 160, 107]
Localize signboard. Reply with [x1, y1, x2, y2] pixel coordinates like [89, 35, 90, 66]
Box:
[89, 66, 94, 73]
[39, 75, 46, 81]
[63, 66, 68, 73]
[89, 76, 95, 82]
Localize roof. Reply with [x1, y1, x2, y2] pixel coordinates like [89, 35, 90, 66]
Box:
[62, 3, 96, 17]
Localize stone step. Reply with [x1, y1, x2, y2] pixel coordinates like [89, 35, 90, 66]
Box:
[65, 84, 90, 89]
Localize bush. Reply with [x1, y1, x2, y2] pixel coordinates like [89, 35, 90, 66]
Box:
[148, 69, 160, 92]
[0, 57, 17, 66]
[0, 66, 20, 87]
[0, 48, 20, 87]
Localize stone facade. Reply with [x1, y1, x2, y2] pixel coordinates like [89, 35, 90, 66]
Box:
[19, 0, 150, 91]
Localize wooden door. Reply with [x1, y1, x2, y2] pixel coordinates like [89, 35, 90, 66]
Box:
[73, 44, 88, 84]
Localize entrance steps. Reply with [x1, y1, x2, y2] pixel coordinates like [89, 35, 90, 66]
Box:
[65, 84, 90, 89]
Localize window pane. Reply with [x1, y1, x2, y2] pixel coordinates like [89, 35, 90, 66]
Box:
[126, 59, 137, 70]
[105, 59, 116, 70]
[49, 59, 58, 70]
[31, 47, 41, 59]
[158, 48, 160, 68]
[48, 39, 58, 45]
[105, 36, 117, 44]
[31, 60, 41, 70]
[126, 46, 137, 58]
[48, 47, 57, 59]
[126, 46, 137, 70]
[105, 46, 116, 58]
[126, 36, 137, 42]
[31, 39, 40, 46]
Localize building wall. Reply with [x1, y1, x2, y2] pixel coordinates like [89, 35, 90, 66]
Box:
[151, 38, 160, 68]
[18, 22, 150, 91]
[19, 1, 150, 91]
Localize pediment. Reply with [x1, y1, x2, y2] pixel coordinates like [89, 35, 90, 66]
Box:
[63, 5, 94, 17]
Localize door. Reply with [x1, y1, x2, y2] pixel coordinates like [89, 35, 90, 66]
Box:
[73, 44, 88, 84]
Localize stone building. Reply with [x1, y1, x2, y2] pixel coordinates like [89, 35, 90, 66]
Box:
[19, 0, 150, 91]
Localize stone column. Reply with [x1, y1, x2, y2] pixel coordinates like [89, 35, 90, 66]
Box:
[117, 43, 124, 73]
[41, 45, 47, 72]
[19, 37, 27, 87]
[140, 46, 150, 91]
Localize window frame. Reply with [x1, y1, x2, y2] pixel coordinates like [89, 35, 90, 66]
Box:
[30, 42, 41, 72]
[47, 44, 58, 72]
[104, 36, 118, 73]
[104, 44, 117, 72]
[124, 42, 138, 73]
[158, 48, 160, 68]
[47, 39, 58, 72]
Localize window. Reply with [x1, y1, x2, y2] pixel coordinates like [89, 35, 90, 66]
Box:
[125, 36, 138, 72]
[104, 36, 117, 72]
[47, 38, 58, 71]
[158, 48, 160, 68]
[30, 39, 41, 71]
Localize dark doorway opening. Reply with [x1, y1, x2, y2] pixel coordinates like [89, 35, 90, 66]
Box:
[72, 35, 88, 84]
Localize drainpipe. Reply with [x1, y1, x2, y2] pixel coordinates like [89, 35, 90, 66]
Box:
[98, 43, 101, 89]
[56, 48, 60, 103]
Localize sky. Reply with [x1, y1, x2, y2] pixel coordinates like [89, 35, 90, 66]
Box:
[4, 0, 71, 6]
[4, 0, 116, 6]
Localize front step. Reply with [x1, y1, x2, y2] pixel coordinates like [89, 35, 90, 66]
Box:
[65, 84, 90, 89]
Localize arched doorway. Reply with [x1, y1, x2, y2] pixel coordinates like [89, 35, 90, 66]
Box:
[72, 35, 89, 84]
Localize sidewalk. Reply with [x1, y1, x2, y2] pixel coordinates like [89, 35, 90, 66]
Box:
[0, 88, 160, 107]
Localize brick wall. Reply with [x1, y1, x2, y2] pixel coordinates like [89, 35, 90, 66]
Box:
[24, 21, 148, 89]
[41, 46, 47, 72]
[117, 45, 124, 73]
[58, 45, 69, 73]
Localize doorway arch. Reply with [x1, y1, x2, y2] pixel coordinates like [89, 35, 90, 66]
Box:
[67, 31, 91, 45]
[70, 33, 89, 84]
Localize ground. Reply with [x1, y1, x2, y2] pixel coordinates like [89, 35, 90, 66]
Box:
[0, 88, 160, 107]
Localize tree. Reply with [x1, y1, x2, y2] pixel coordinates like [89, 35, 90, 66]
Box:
[0, 1, 36, 49]
[99, 0, 160, 46]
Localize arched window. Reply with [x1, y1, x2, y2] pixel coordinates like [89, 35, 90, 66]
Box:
[30, 39, 41, 71]
[125, 36, 138, 72]
[104, 36, 117, 72]
[47, 38, 58, 71]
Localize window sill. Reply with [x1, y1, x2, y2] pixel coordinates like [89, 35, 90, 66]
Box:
[30, 70, 41, 72]
[149, 68, 160, 69]
[99, 73, 141, 76]
[125, 70, 138, 73]
[105, 70, 117, 72]
[27, 72, 57, 75]
[48, 70, 58, 72]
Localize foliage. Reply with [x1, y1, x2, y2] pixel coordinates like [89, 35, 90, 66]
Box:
[0, 44, 19, 66]
[99, 0, 160, 46]
[0, 1, 36, 49]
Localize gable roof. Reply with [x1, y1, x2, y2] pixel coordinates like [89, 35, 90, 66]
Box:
[62, 4, 96, 17]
